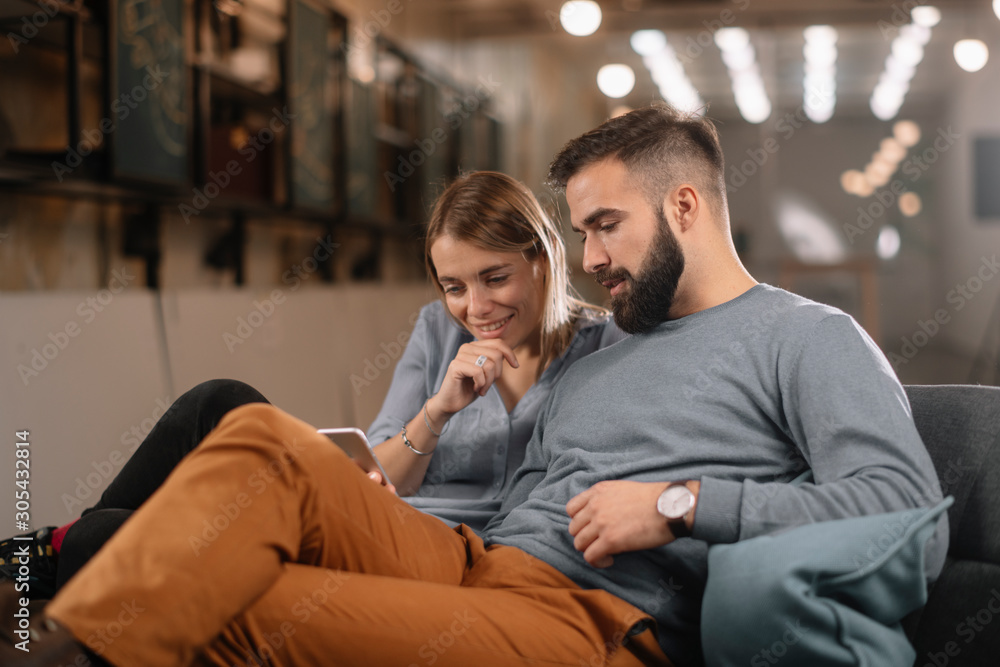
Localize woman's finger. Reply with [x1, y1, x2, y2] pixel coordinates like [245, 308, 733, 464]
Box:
[459, 340, 517, 371]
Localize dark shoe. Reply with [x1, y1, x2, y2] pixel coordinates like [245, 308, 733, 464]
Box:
[0, 582, 97, 666]
[0, 527, 58, 601]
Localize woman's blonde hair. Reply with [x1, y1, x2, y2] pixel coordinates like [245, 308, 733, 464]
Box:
[425, 171, 603, 377]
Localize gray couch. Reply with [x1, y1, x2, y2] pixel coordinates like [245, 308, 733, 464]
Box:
[902, 384, 1000, 666]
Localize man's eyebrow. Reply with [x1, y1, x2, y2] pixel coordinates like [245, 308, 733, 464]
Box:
[571, 208, 623, 233]
[437, 264, 513, 283]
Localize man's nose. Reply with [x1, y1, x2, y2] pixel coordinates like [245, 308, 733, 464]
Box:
[582, 236, 609, 274]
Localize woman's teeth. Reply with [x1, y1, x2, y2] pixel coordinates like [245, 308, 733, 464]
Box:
[480, 316, 511, 332]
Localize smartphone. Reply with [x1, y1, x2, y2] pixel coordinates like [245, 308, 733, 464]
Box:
[317, 427, 393, 487]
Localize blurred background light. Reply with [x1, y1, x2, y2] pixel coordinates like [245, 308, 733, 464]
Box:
[893, 120, 922, 147]
[637, 37, 705, 113]
[597, 64, 635, 98]
[716, 27, 771, 124]
[954, 39, 989, 72]
[560, 1, 602, 37]
[776, 192, 847, 264]
[899, 191, 923, 217]
[840, 169, 866, 195]
[803, 25, 837, 123]
[911, 5, 942, 27]
[869, 10, 935, 120]
[630, 29, 666, 57]
[713, 26, 750, 52]
[877, 225, 902, 260]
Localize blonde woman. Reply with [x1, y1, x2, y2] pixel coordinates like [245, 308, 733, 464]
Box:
[0, 171, 625, 599]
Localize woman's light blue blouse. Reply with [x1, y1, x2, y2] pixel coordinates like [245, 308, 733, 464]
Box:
[366, 300, 627, 532]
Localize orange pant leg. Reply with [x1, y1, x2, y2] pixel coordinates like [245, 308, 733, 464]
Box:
[196, 551, 671, 667]
[46, 404, 469, 667]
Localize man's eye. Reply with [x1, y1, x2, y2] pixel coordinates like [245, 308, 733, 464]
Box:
[599, 223, 618, 233]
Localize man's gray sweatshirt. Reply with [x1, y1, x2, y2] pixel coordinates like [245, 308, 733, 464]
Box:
[483, 284, 947, 666]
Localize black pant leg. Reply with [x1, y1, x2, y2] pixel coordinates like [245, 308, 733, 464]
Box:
[55, 509, 134, 589]
[83, 379, 269, 515]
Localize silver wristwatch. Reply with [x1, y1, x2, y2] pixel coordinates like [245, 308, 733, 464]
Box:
[656, 482, 695, 538]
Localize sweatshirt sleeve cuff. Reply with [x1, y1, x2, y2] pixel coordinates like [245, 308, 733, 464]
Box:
[691, 477, 744, 544]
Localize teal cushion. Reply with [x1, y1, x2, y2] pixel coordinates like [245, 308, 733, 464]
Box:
[701, 498, 952, 667]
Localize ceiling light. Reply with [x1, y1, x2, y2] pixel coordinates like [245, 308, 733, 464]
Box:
[870, 154, 897, 174]
[631, 30, 666, 56]
[954, 39, 989, 73]
[716, 28, 771, 124]
[893, 120, 921, 147]
[803, 25, 837, 123]
[805, 106, 834, 124]
[559, 1, 602, 37]
[597, 64, 635, 98]
[900, 24, 932, 46]
[869, 10, 936, 121]
[879, 137, 907, 163]
[845, 131, 916, 198]
[911, 6, 941, 28]
[737, 96, 772, 124]
[995, 0, 1000, 22]
[640, 40, 705, 114]
[877, 226, 901, 260]
[714, 27, 750, 52]
[864, 163, 892, 187]
[899, 192, 922, 217]
[804, 42, 837, 67]
[804, 25, 838, 45]
[892, 39, 924, 67]
[884, 54, 915, 81]
[840, 169, 866, 195]
[855, 180, 875, 198]
[722, 45, 756, 71]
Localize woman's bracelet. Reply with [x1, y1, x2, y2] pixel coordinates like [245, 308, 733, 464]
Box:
[423, 403, 448, 437]
[400, 425, 432, 456]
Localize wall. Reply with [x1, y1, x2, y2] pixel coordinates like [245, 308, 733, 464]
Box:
[2, 3, 998, 366]
[938, 51, 1000, 378]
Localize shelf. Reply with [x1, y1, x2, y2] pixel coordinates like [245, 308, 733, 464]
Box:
[0, 166, 413, 237]
[198, 60, 284, 107]
[0, 0, 86, 20]
[1, 0, 501, 286]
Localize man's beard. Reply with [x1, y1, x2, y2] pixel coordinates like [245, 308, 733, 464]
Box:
[596, 209, 685, 334]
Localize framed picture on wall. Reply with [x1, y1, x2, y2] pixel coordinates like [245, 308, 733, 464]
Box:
[974, 137, 1000, 221]
[111, 0, 188, 187]
[288, 0, 340, 212]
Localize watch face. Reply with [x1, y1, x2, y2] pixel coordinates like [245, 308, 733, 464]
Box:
[657, 485, 693, 520]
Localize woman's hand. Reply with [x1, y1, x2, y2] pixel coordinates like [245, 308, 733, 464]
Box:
[375, 340, 517, 497]
[427, 340, 519, 419]
[366, 470, 397, 496]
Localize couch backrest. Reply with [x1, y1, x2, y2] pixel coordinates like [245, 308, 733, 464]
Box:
[903, 384, 1000, 666]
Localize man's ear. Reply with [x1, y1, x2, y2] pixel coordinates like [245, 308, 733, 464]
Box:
[673, 183, 702, 232]
[664, 185, 700, 233]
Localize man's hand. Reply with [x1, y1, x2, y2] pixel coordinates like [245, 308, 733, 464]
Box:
[567, 480, 699, 567]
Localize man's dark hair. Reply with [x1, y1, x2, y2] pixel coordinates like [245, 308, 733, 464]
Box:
[547, 103, 728, 220]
